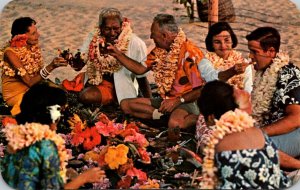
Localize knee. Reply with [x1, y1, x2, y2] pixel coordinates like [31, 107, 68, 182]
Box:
[79, 89, 101, 104]
[120, 99, 131, 114]
[168, 117, 183, 129]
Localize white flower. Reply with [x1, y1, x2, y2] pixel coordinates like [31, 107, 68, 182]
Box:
[258, 164, 270, 182]
[245, 169, 257, 181]
[242, 149, 257, 157]
[266, 145, 275, 158]
[221, 165, 233, 178]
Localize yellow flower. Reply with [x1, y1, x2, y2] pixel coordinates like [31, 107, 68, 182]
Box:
[104, 144, 129, 169]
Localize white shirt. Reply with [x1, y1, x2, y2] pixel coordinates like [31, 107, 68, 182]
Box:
[81, 33, 148, 103]
[199, 58, 253, 93]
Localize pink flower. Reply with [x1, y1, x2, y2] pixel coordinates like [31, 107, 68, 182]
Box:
[96, 121, 120, 137]
[10, 34, 28, 48]
[124, 133, 149, 147]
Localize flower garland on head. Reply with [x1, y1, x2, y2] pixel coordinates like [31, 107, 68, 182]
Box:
[206, 50, 245, 90]
[151, 28, 186, 96]
[86, 19, 132, 85]
[199, 109, 255, 189]
[251, 51, 289, 125]
[0, 34, 43, 77]
[2, 123, 70, 182]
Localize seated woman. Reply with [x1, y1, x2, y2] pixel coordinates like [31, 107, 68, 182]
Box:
[199, 22, 253, 93]
[0, 17, 67, 115]
[198, 80, 290, 189]
[1, 83, 105, 190]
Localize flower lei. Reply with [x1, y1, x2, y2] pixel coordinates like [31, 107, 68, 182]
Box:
[199, 109, 255, 189]
[206, 50, 245, 89]
[2, 123, 70, 182]
[0, 34, 43, 77]
[251, 51, 289, 125]
[86, 20, 132, 85]
[151, 28, 186, 96]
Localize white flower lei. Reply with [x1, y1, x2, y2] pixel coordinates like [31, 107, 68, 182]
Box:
[200, 109, 255, 189]
[86, 20, 132, 85]
[152, 28, 186, 96]
[252, 51, 289, 125]
[206, 50, 245, 89]
[0, 45, 43, 77]
[2, 123, 70, 182]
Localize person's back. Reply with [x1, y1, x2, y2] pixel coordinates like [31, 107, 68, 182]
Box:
[198, 80, 291, 189]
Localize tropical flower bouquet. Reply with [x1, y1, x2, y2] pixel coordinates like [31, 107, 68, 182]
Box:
[64, 111, 159, 189]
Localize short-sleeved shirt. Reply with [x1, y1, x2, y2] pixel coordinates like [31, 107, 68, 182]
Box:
[263, 64, 300, 125]
[145, 40, 205, 98]
[1, 140, 63, 190]
[215, 133, 291, 189]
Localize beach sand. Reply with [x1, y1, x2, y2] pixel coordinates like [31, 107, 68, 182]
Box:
[0, 0, 299, 83]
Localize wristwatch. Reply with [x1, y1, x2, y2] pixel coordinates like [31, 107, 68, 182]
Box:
[179, 96, 185, 103]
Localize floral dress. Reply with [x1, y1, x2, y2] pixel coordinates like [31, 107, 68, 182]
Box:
[1, 140, 64, 190]
[215, 133, 291, 189]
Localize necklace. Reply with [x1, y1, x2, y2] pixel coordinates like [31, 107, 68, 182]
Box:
[206, 50, 245, 89]
[0, 44, 43, 77]
[86, 20, 132, 85]
[200, 109, 255, 189]
[151, 28, 186, 96]
[2, 123, 70, 182]
[251, 51, 289, 125]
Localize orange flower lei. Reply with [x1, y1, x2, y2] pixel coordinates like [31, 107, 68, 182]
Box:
[252, 51, 289, 125]
[199, 109, 255, 189]
[152, 28, 186, 96]
[205, 50, 245, 90]
[86, 20, 132, 85]
[0, 43, 43, 77]
[2, 123, 70, 182]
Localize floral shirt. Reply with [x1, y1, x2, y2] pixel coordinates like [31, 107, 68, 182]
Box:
[1, 140, 64, 190]
[146, 40, 205, 98]
[215, 133, 291, 189]
[264, 64, 300, 125]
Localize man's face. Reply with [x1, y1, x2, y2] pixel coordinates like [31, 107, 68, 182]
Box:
[26, 23, 39, 45]
[150, 22, 169, 50]
[248, 40, 274, 71]
[100, 17, 122, 44]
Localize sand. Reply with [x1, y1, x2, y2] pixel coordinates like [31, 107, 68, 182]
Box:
[0, 0, 299, 83]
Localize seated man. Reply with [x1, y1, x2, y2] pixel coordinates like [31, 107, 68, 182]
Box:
[62, 8, 151, 105]
[247, 26, 300, 168]
[108, 14, 205, 139]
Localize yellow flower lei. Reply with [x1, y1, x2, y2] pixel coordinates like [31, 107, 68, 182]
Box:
[2, 123, 70, 182]
[0, 45, 43, 77]
[200, 109, 255, 189]
[152, 28, 186, 96]
[252, 51, 289, 125]
[206, 50, 245, 89]
[86, 20, 132, 85]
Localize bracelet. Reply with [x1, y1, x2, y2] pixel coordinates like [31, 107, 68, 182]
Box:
[40, 66, 50, 79]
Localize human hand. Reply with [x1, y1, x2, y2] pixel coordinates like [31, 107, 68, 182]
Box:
[50, 57, 68, 68]
[234, 62, 248, 74]
[107, 43, 123, 58]
[158, 98, 180, 113]
[80, 167, 106, 184]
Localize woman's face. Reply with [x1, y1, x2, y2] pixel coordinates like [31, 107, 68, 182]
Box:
[212, 31, 233, 59]
[26, 23, 40, 45]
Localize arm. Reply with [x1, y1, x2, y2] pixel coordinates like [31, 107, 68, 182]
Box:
[64, 167, 105, 189]
[108, 45, 149, 75]
[136, 77, 152, 98]
[5, 50, 67, 87]
[159, 87, 201, 113]
[262, 104, 300, 136]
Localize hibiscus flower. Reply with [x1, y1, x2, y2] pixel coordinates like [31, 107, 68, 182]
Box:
[104, 144, 129, 169]
[82, 127, 101, 150]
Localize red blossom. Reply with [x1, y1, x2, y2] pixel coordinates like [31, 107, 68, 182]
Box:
[117, 175, 132, 189]
[126, 167, 147, 182]
[1, 117, 17, 127]
[10, 34, 28, 48]
[82, 127, 101, 150]
[138, 148, 151, 164]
